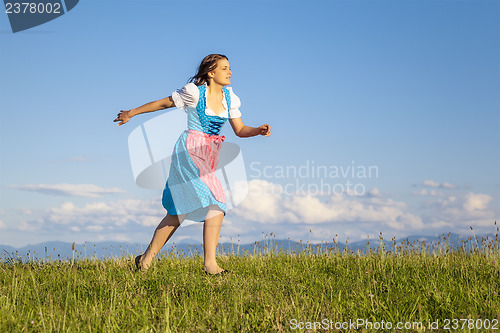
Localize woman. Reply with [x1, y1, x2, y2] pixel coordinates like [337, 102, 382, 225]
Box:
[114, 54, 271, 275]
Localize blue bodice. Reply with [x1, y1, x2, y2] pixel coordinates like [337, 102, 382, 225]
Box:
[187, 85, 231, 135]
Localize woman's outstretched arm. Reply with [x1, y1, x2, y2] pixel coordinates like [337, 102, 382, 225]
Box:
[229, 118, 271, 137]
[114, 96, 176, 126]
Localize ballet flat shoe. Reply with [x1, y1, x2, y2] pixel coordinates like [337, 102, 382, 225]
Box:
[204, 269, 229, 276]
[135, 255, 142, 271]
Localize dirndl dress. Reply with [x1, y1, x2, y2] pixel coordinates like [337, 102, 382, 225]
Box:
[161, 84, 235, 222]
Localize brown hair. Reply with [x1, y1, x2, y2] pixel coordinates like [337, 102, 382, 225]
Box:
[189, 54, 228, 86]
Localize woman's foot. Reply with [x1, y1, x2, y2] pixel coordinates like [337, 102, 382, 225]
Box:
[203, 263, 227, 275]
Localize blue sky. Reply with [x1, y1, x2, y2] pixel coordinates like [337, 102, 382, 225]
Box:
[0, 0, 498, 248]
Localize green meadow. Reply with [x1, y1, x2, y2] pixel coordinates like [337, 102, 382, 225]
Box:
[1, 231, 499, 332]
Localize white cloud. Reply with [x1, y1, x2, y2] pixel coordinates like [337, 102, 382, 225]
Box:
[366, 188, 380, 197]
[413, 189, 443, 197]
[85, 225, 104, 232]
[423, 180, 440, 187]
[419, 190, 496, 231]
[7, 179, 497, 246]
[413, 187, 497, 230]
[44, 198, 163, 227]
[463, 193, 493, 212]
[233, 180, 296, 223]
[232, 180, 424, 230]
[9, 183, 126, 198]
[232, 179, 499, 240]
[423, 180, 455, 189]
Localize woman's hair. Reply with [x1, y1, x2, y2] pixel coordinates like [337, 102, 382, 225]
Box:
[189, 54, 228, 86]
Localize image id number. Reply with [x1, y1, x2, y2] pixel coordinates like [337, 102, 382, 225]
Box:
[5, 2, 62, 14]
[443, 318, 498, 330]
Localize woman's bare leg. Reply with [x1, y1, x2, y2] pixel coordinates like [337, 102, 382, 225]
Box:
[203, 206, 225, 274]
[139, 213, 186, 270]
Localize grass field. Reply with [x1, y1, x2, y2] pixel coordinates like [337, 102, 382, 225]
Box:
[1, 230, 499, 332]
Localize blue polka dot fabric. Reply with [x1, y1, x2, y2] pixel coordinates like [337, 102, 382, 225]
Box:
[162, 85, 232, 222]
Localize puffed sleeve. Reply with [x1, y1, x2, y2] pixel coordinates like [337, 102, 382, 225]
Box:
[227, 87, 242, 118]
[171, 82, 199, 110]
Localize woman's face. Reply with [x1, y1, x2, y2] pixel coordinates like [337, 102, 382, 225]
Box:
[209, 59, 232, 86]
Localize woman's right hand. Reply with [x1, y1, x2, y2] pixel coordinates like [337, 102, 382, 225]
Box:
[114, 110, 132, 126]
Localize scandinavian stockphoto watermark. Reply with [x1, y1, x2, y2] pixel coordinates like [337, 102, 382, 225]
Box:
[289, 318, 499, 331]
[250, 160, 378, 196]
[3, 0, 79, 33]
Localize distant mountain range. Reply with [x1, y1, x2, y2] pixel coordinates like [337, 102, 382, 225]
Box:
[1, 232, 497, 263]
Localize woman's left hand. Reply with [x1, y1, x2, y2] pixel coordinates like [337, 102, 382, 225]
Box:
[114, 110, 132, 126]
[259, 124, 271, 137]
